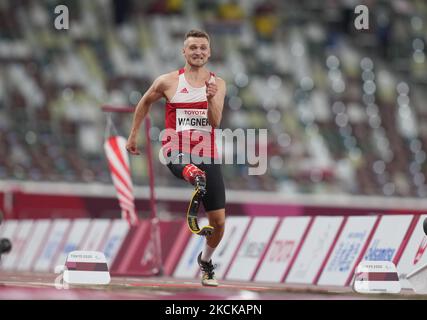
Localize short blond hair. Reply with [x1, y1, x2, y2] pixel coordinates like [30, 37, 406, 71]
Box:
[184, 29, 210, 43]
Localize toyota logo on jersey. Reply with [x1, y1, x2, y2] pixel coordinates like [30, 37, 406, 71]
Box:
[176, 109, 212, 132]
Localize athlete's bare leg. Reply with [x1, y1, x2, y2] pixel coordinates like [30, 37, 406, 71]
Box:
[206, 208, 225, 248]
[197, 207, 225, 286]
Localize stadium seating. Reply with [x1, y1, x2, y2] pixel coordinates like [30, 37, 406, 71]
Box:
[1, 0, 427, 198]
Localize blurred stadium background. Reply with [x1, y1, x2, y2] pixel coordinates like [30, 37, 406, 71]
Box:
[1, 0, 427, 300]
[1, 0, 427, 196]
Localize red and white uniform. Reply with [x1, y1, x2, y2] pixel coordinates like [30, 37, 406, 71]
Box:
[162, 68, 218, 159]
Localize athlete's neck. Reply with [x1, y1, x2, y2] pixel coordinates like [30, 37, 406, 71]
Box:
[184, 64, 209, 82]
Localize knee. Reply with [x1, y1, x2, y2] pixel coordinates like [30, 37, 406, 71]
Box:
[210, 216, 225, 230]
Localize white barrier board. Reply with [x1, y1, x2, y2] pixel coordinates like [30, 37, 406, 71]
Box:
[0, 220, 20, 269]
[99, 219, 130, 265]
[348, 215, 413, 285]
[362, 215, 413, 262]
[318, 216, 378, 286]
[254, 217, 311, 283]
[80, 219, 111, 251]
[397, 214, 427, 289]
[226, 217, 280, 281]
[16, 220, 51, 271]
[286, 216, 344, 284]
[1, 220, 33, 270]
[53, 219, 92, 268]
[34, 219, 71, 272]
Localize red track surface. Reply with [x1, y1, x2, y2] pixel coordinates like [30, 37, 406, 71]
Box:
[0, 271, 419, 300]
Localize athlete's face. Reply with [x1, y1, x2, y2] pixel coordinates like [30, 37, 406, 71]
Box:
[183, 37, 210, 67]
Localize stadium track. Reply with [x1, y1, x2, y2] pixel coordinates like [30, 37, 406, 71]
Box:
[0, 271, 422, 300]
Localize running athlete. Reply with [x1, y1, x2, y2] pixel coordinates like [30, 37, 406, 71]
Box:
[126, 30, 226, 287]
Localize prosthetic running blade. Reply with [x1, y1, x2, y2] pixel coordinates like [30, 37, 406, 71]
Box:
[186, 188, 214, 236]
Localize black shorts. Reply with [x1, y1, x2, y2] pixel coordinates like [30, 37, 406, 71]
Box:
[166, 153, 226, 212]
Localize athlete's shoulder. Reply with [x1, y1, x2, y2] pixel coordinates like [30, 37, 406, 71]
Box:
[215, 76, 226, 84]
[156, 71, 178, 84]
[213, 76, 226, 91]
[209, 70, 225, 82]
[162, 70, 180, 80]
[153, 71, 179, 91]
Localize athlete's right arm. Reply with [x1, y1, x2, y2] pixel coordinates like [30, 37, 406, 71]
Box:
[126, 76, 167, 155]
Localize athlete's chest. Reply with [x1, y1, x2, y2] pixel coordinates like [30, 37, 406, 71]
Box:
[165, 71, 210, 102]
[169, 85, 207, 104]
[165, 79, 210, 132]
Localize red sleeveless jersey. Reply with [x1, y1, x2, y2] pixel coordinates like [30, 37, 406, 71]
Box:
[162, 68, 219, 159]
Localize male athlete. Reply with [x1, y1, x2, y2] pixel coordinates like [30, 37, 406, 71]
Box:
[126, 30, 226, 286]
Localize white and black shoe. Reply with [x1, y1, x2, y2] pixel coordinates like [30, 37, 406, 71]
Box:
[197, 252, 218, 287]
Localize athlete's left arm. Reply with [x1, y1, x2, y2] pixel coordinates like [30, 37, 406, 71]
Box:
[206, 77, 226, 128]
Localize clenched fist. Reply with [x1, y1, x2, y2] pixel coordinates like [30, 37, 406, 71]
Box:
[126, 136, 140, 155]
